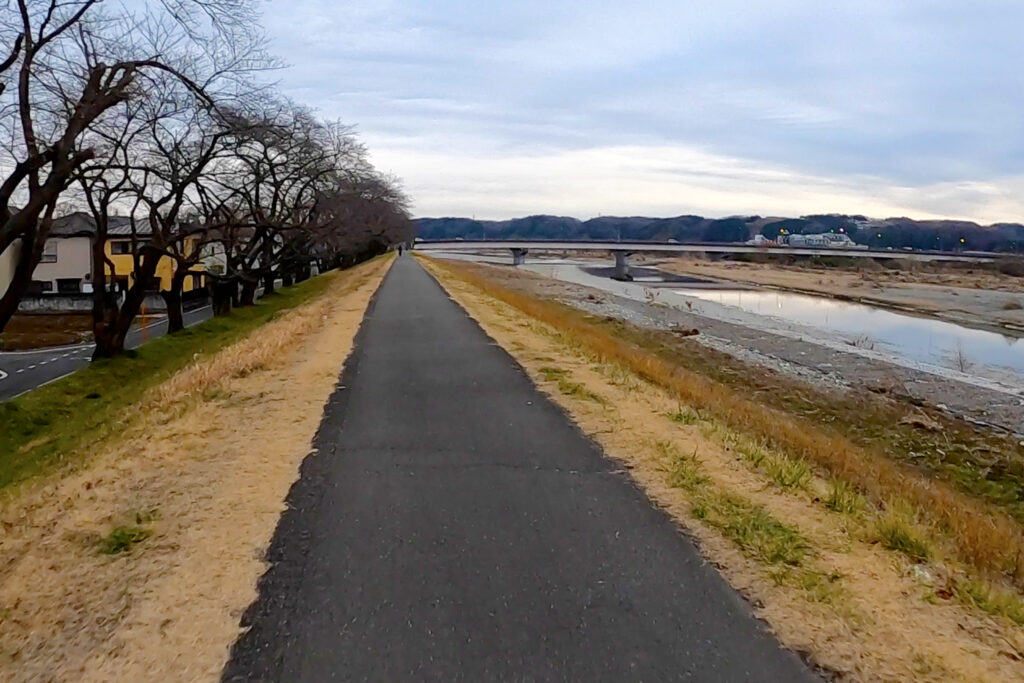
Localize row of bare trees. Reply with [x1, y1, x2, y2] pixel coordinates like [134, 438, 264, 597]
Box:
[1, 0, 413, 358]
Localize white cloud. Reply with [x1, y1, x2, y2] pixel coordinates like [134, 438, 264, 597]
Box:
[261, 0, 1024, 223]
[370, 143, 1024, 224]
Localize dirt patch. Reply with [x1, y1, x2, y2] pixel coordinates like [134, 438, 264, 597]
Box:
[424, 257, 1024, 682]
[0, 313, 93, 350]
[0, 258, 389, 681]
[0, 314, 167, 351]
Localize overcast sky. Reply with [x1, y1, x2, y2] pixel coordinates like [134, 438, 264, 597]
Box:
[260, 1, 1024, 223]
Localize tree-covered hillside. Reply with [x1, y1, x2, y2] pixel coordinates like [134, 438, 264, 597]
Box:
[415, 214, 1024, 252]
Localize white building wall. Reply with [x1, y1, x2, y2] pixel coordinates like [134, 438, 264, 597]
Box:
[32, 236, 93, 291]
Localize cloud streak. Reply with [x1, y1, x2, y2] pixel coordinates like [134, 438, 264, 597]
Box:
[261, 0, 1024, 221]
[368, 143, 1024, 223]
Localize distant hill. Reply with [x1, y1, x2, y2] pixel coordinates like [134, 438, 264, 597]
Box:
[415, 214, 1024, 253]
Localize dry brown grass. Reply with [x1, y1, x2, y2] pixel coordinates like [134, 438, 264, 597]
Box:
[147, 297, 333, 411]
[0, 258, 390, 682]
[428, 258, 1024, 586]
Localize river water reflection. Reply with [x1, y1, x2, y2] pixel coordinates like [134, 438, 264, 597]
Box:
[675, 288, 1024, 380]
[434, 253, 1024, 386]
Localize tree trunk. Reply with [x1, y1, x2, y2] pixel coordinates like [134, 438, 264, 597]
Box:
[260, 237, 275, 295]
[92, 253, 160, 359]
[211, 280, 234, 316]
[281, 271, 294, 287]
[92, 304, 133, 359]
[161, 289, 183, 333]
[239, 279, 257, 307]
[0, 200, 62, 332]
[90, 230, 119, 360]
[161, 268, 188, 333]
[0, 244, 31, 332]
[91, 293, 122, 359]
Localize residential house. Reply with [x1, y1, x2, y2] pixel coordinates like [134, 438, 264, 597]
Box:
[197, 231, 228, 277]
[2, 212, 207, 299]
[28, 212, 96, 294]
[103, 218, 205, 293]
[32, 213, 206, 294]
[0, 214, 92, 297]
[104, 219, 189, 294]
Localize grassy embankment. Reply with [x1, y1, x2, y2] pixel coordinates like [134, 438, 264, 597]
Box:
[425, 257, 1024, 630]
[0, 270, 348, 489]
[0, 256, 389, 680]
[596, 315, 1024, 524]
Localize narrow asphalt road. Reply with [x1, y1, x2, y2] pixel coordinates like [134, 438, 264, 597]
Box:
[0, 305, 212, 402]
[224, 257, 816, 682]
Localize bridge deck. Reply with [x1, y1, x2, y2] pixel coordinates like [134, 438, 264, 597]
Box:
[414, 239, 996, 262]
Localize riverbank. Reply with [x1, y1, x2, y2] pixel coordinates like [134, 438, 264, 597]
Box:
[0, 261, 380, 490]
[507, 259, 1024, 436]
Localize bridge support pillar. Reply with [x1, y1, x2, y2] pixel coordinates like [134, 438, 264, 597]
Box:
[612, 250, 633, 281]
[510, 248, 529, 266]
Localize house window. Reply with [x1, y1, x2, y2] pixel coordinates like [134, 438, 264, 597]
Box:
[40, 241, 57, 263]
[57, 278, 81, 294]
[111, 241, 132, 255]
[29, 280, 53, 293]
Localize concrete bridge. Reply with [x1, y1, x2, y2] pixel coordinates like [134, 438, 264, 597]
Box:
[412, 239, 1000, 280]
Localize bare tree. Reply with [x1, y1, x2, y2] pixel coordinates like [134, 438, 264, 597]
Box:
[0, 0, 271, 333]
[0, 0, 412, 366]
[195, 105, 367, 305]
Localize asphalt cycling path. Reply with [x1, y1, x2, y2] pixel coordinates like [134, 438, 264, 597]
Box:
[224, 256, 816, 682]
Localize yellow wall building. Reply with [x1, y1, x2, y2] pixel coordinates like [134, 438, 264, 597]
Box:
[104, 236, 205, 292]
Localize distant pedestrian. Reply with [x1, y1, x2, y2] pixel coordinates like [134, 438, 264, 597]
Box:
[398, 245, 404, 256]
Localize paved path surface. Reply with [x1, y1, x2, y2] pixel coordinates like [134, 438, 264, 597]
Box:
[0, 305, 212, 401]
[224, 257, 816, 682]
